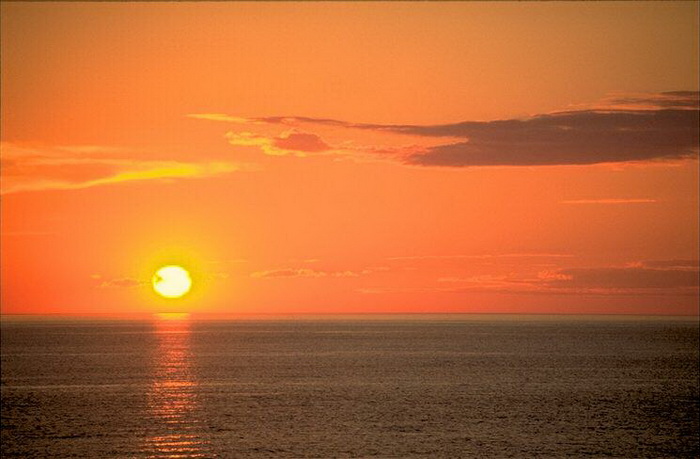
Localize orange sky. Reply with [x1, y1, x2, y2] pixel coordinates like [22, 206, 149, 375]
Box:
[2, 2, 698, 316]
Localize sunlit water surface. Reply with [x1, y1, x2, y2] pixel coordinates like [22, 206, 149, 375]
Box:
[1, 316, 698, 457]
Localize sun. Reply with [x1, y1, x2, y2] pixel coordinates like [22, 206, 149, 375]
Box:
[152, 265, 192, 299]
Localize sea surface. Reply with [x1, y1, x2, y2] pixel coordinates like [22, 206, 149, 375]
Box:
[1, 315, 698, 458]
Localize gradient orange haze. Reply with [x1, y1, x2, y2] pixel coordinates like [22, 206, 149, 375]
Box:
[2, 2, 698, 316]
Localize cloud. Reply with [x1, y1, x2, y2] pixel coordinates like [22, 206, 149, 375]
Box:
[560, 199, 658, 205]
[541, 266, 699, 289]
[358, 286, 453, 295]
[402, 109, 698, 167]
[187, 113, 251, 123]
[439, 263, 699, 296]
[197, 91, 699, 167]
[225, 130, 330, 157]
[638, 259, 699, 270]
[98, 277, 145, 288]
[586, 91, 700, 111]
[274, 131, 330, 153]
[250, 267, 374, 279]
[388, 253, 574, 261]
[1, 143, 243, 194]
[363, 259, 699, 297]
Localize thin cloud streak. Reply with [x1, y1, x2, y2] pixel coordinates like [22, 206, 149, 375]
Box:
[250, 268, 370, 279]
[250, 265, 388, 279]
[387, 253, 574, 261]
[578, 91, 700, 111]
[97, 277, 146, 289]
[463, 264, 700, 295]
[364, 261, 699, 298]
[560, 199, 658, 205]
[639, 259, 699, 270]
[1, 143, 245, 194]
[187, 113, 251, 123]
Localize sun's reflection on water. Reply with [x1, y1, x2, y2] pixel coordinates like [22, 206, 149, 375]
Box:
[142, 316, 212, 458]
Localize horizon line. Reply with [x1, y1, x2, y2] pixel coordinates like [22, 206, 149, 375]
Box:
[1, 312, 698, 321]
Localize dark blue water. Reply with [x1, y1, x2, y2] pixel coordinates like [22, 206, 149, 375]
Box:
[1, 316, 698, 457]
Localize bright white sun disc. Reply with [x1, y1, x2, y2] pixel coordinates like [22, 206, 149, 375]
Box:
[152, 265, 192, 298]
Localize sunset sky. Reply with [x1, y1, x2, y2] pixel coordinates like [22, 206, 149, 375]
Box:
[2, 2, 698, 316]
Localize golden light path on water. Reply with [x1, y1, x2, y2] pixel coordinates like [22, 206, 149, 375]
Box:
[142, 314, 212, 458]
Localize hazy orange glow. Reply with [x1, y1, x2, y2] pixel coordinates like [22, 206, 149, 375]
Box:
[1, 2, 698, 316]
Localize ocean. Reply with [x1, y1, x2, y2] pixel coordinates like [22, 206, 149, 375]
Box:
[1, 316, 698, 457]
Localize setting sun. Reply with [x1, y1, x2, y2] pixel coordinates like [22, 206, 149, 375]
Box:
[152, 266, 192, 299]
[1, 3, 698, 458]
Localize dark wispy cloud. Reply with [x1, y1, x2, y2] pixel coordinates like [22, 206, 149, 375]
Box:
[639, 259, 699, 270]
[192, 91, 699, 167]
[402, 109, 699, 167]
[473, 262, 699, 295]
[379, 259, 700, 297]
[540, 266, 699, 290]
[591, 91, 700, 111]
